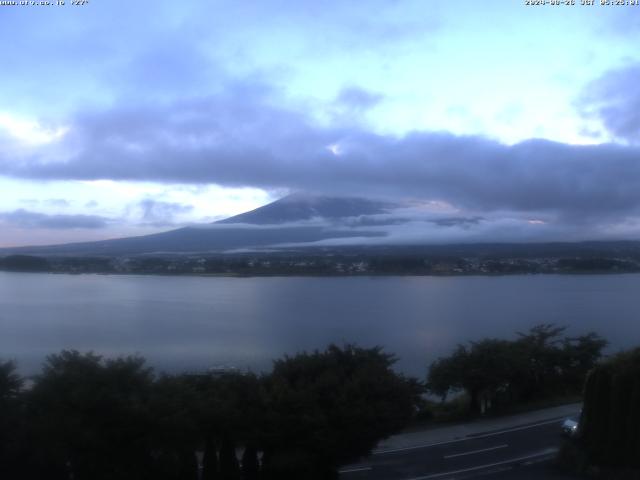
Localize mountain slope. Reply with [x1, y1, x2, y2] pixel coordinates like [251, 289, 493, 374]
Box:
[0, 195, 391, 256]
[217, 193, 393, 224]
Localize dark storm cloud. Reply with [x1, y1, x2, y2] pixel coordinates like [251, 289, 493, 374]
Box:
[432, 217, 483, 228]
[3, 86, 640, 224]
[339, 212, 483, 229]
[0, 210, 110, 229]
[579, 63, 640, 143]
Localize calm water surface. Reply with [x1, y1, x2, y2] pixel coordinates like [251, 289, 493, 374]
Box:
[1, 272, 639, 377]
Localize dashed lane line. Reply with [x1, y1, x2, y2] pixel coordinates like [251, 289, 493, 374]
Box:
[339, 466, 373, 474]
[404, 447, 559, 480]
[374, 417, 567, 455]
[443, 444, 508, 459]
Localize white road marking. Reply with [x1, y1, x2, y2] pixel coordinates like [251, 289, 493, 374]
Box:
[405, 447, 559, 480]
[523, 455, 552, 466]
[374, 417, 567, 455]
[466, 417, 566, 438]
[338, 466, 372, 474]
[443, 444, 508, 459]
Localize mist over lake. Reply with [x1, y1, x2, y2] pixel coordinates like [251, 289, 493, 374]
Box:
[2, 271, 638, 378]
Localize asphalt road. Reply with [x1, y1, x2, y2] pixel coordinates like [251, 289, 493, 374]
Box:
[339, 415, 580, 480]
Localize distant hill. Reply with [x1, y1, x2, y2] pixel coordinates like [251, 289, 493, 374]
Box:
[4, 194, 640, 260]
[0, 195, 392, 256]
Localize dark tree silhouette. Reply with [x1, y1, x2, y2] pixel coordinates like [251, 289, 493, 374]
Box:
[148, 374, 201, 480]
[219, 435, 240, 479]
[241, 444, 260, 480]
[561, 332, 608, 392]
[0, 360, 21, 400]
[581, 347, 640, 470]
[187, 371, 265, 479]
[428, 340, 518, 413]
[0, 360, 25, 478]
[12, 341, 593, 477]
[27, 350, 155, 480]
[261, 344, 422, 479]
[427, 325, 607, 414]
[202, 436, 220, 480]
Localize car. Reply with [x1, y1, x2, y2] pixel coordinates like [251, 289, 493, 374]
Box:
[561, 416, 580, 437]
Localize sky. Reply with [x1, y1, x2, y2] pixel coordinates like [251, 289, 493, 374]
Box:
[1, 0, 640, 247]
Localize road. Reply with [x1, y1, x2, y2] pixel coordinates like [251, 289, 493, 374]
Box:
[339, 412, 581, 480]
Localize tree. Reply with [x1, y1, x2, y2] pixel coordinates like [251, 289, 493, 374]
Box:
[580, 347, 640, 470]
[27, 350, 156, 480]
[0, 360, 22, 401]
[427, 345, 470, 399]
[0, 360, 26, 478]
[427, 340, 519, 414]
[148, 374, 201, 480]
[241, 444, 260, 480]
[427, 325, 607, 414]
[219, 435, 240, 480]
[261, 344, 422, 479]
[514, 324, 567, 400]
[0, 255, 49, 272]
[561, 332, 608, 392]
[201, 436, 219, 480]
[187, 371, 265, 479]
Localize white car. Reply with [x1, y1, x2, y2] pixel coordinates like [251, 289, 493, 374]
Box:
[561, 417, 579, 437]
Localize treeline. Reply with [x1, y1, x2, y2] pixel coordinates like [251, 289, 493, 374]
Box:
[0, 327, 615, 477]
[0, 345, 421, 480]
[3, 253, 640, 276]
[427, 324, 607, 414]
[0, 254, 51, 272]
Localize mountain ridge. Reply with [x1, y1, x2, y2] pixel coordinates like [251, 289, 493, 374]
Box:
[3, 194, 640, 258]
[0, 194, 391, 256]
[217, 193, 394, 225]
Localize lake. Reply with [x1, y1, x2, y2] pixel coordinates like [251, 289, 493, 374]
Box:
[1, 272, 639, 377]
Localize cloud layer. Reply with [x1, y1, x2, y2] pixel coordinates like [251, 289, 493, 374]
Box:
[2, 85, 640, 229]
[0, 209, 110, 229]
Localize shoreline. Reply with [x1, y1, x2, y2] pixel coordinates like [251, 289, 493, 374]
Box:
[1, 269, 639, 278]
